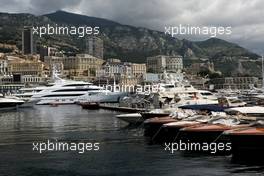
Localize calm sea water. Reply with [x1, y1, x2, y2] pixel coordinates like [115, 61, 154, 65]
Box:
[0, 105, 263, 176]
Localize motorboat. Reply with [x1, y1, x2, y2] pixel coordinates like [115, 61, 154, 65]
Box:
[143, 116, 178, 140]
[179, 116, 253, 145]
[179, 96, 247, 112]
[161, 114, 207, 142]
[225, 106, 264, 118]
[115, 108, 175, 124]
[143, 109, 196, 139]
[157, 84, 219, 107]
[140, 108, 175, 119]
[80, 102, 100, 110]
[224, 121, 264, 159]
[115, 113, 143, 124]
[0, 94, 24, 110]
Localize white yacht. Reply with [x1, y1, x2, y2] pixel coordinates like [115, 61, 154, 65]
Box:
[14, 86, 51, 107]
[31, 79, 104, 105]
[15, 86, 49, 100]
[158, 83, 218, 106]
[0, 94, 24, 110]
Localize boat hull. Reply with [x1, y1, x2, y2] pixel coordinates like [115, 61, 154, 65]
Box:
[116, 113, 143, 124]
[80, 102, 100, 110]
[144, 117, 177, 142]
[230, 135, 264, 159]
[162, 121, 202, 142]
[0, 102, 24, 110]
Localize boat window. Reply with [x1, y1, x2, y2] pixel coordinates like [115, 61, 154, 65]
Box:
[42, 94, 85, 97]
[163, 85, 175, 88]
[201, 92, 213, 96]
[53, 88, 100, 92]
[229, 99, 243, 103]
[63, 84, 91, 87]
[88, 92, 100, 95]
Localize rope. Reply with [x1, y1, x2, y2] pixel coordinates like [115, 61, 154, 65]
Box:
[151, 126, 163, 141]
[173, 130, 181, 142]
[212, 132, 224, 143]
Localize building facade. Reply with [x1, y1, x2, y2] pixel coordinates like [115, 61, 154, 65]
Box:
[146, 55, 183, 73]
[7, 59, 44, 76]
[131, 63, 146, 78]
[210, 77, 259, 90]
[65, 54, 104, 79]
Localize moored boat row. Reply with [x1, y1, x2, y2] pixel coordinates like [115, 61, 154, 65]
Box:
[114, 105, 264, 158]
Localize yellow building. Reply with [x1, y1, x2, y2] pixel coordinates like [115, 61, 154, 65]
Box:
[7, 58, 44, 76]
[131, 63, 146, 78]
[64, 54, 104, 79]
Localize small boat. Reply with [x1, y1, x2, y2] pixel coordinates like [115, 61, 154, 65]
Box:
[179, 97, 247, 112]
[80, 102, 100, 109]
[143, 109, 198, 140]
[50, 103, 59, 107]
[224, 122, 264, 160]
[115, 109, 175, 124]
[0, 94, 24, 110]
[225, 106, 264, 118]
[179, 117, 252, 145]
[144, 116, 178, 139]
[115, 113, 143, 124]
[140, 109, 171, 119]
[161, 115, 206, 142]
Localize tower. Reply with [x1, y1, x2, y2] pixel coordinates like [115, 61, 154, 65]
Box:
[22, 26, 34, 54]
[85, 36, 103, 59]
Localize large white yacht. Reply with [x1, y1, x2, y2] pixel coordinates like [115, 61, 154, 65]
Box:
[31, 78, 106, 105]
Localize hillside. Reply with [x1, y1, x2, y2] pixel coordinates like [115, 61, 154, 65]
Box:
[0, 10, 260, 76]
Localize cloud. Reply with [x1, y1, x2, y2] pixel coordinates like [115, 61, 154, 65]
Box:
[0, 0, 263, 55]
[29, 0, 82, 14]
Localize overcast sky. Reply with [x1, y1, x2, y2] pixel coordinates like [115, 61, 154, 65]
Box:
[0, 0, 263, 55]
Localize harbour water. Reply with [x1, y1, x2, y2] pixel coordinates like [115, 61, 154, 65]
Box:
[0, 105, 263, 176]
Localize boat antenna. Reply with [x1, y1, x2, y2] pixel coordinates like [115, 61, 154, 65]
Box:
[262, 55, 264, 89]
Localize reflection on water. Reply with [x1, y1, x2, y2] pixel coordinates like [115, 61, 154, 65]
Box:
[0, 105, 263, 176]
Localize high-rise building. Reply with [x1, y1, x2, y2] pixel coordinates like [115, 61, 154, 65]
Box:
[85, 36, 103, 59]
[22, 27, 35, 55]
